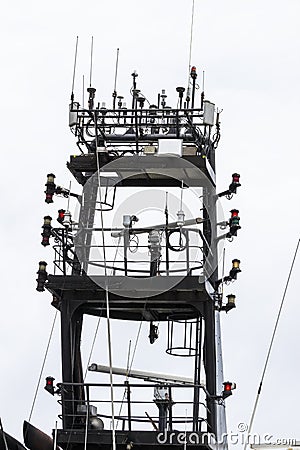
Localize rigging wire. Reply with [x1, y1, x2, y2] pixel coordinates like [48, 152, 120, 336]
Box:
[28, 310, 58, 423]
[243, 238, 300, 450]
[84, 318, 101, 381]
[83, 237, 122, 381]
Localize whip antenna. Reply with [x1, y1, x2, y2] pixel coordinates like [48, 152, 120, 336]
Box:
[89, 36, 94, 87]
[187, 0, 195, 90]
[82, 75, 85, 108]
[112, 48, 120, 110]
[201, 70, 205, 109]
[71, 36, 79, 104]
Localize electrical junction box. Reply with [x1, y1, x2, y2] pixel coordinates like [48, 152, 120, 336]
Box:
[157, 139, 183, 156]
[203, 100, 215, 126]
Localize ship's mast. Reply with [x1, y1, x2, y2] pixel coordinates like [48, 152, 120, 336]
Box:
[35, 61, 242, 450]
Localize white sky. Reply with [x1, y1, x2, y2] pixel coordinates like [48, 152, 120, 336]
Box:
[1, 0, 300, 447]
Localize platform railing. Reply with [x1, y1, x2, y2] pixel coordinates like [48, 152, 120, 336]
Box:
[57, 382, 211, 433]
[52, 226, 205, 277]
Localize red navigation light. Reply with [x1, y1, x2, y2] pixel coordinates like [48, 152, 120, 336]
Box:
[229, 174, 241, 194]
[222, 381, 236, 399]
[228, 210, 241, 238]
[231, 209, 239, 218]
[44, 376, 55, 395]
[57, 209, 65, 225]
[190, 66, 197, 79]
[232, 173, 240, 183]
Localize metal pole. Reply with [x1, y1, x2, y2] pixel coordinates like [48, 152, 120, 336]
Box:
[125, 381, 132, 431]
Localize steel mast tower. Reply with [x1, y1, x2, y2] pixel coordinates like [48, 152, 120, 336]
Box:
[35, 64, 242, 450]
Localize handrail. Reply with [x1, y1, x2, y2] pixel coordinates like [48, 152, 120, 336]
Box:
[57, 381, 210, 433]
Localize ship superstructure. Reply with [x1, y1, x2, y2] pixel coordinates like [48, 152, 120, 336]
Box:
[4, 62, 242, 450]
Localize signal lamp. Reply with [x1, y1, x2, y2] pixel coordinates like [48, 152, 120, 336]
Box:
[221, 294, 236, 312]
[62, 210, 72, 228]
[229, 173, 241, 194]
[190, 66, 197, 79]
[36, 261, 48, 292]
[45, 173, 56, 203]
[218, 174, 241, 198]
[41, 216, 52, 246]
[44, 376, 55, 395]
[229, 259, 241, 280]
[226, 294, 236, 309]
[227, 210, 241, 238]
[57, 209, 65, 224]
[222, 381, 236, 399]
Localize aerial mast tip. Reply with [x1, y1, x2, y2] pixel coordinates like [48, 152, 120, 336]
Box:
[71, 36, 79, 105]
[112, 48, 120, 110]
[89, 36, 94, 88]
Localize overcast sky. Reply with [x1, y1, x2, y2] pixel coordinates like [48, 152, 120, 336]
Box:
[1, 0, 300, 447]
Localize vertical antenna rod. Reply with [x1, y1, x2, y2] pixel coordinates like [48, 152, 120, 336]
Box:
[131, 71, 138, 110]
[201, 70, 205, 110]
[71, 36, 79, 105]
[82, 75, 85, 108]
[112, 48, 120, 110]
[187, 0, 195, 94]
[87, 37, 96, 110]
[89, 36, 94, 87]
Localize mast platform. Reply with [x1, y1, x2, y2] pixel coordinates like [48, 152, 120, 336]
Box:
[67, 154, 215, 187]
[47, 275, 212, 321]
